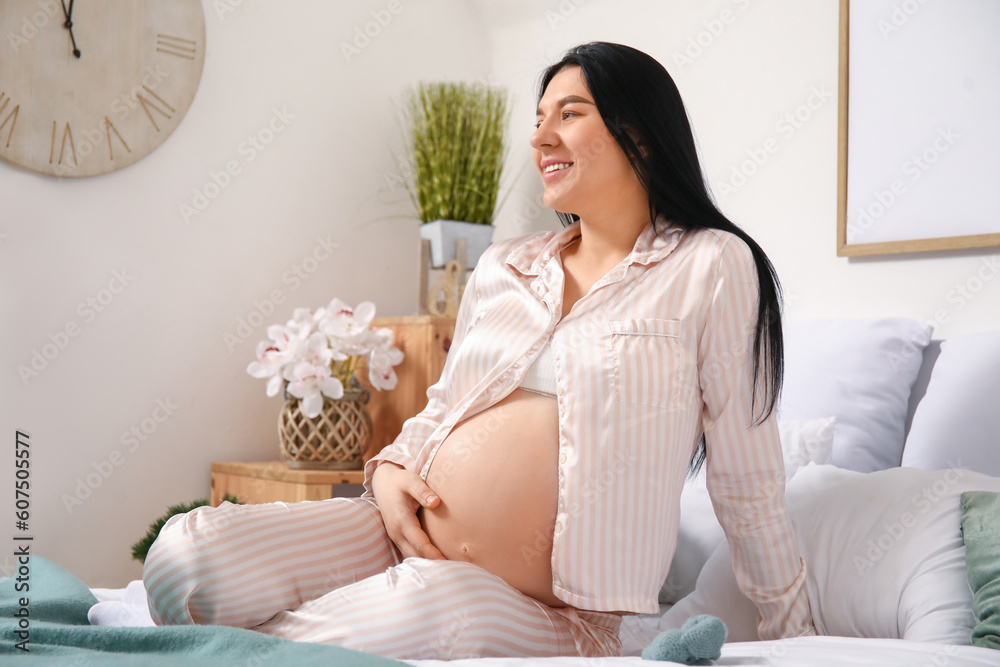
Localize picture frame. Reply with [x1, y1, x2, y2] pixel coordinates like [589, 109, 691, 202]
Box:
[836, 0, 1000, 257]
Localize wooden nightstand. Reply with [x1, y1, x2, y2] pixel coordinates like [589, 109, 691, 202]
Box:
[211, 461, 366, 505]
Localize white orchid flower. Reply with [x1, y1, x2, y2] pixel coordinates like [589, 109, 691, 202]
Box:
[324, 336, 351, 363]
[246, 342, 286, 397]
[360, 326, 391, 348]
[285, 362, 345, 418]
[368, 344, 405, 391]
[247, 325, 305, 397]
[305, 331, 340, 365]
[287, 307, 322, 338]
[339, 340, 372, 358]
[320, 299, 376, 344]
[280, 333, 337, 382]
[249, 299, 405, 402]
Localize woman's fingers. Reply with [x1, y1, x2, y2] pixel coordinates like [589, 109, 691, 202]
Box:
[399, 514, 446, 560]
[372, 463, 446, 560]
[409, 476, 441, 509]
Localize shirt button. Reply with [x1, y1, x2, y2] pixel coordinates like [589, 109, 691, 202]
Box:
[559, 452, 567, 464]
[554, 521, 563, 534]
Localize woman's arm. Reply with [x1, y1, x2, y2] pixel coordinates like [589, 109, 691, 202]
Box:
[361, 262, 482, 495]
[361, 260, 483, 560]
[698, 234, 816, 640]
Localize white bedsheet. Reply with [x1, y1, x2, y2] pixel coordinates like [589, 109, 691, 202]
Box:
[410, 637, 1000, 666]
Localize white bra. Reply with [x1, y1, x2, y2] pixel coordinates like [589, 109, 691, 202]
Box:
[519, 339, 557, 398]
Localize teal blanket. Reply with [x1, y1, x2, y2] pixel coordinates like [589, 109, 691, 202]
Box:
[1, 556, 406, 666]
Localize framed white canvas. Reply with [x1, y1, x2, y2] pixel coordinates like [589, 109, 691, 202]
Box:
[837, 0, 1000, 256]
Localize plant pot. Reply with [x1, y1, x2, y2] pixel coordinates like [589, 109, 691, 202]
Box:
[277, 388, 372, 469]
[420, 220, 494, 269]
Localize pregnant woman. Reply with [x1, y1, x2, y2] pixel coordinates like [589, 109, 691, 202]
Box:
[144, 42, 815, 659]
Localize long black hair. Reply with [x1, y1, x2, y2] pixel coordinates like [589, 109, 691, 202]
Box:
[539, 42, 784, 475]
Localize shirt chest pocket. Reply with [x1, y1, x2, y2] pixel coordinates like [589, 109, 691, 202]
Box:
[607, 319, 684, 410]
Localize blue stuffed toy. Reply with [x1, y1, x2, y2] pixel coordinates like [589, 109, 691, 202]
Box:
[642, 615, 728, 664]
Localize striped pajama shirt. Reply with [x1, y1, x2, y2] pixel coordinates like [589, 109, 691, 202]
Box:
[145, 217, 814, 657]
[364, 219, 813, 636]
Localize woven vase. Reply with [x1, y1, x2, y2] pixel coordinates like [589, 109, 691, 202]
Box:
[277, 387, 372, 469]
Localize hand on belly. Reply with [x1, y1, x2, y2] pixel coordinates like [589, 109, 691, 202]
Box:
[420, 389, 565, 607]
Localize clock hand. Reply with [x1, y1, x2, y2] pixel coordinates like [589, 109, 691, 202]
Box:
[60, 0, 81, 58]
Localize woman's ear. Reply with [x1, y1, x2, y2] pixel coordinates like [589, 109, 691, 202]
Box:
[625, 126, 649, 158]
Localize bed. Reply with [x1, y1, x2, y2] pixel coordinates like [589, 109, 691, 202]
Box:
[4, 317, 1000, 666]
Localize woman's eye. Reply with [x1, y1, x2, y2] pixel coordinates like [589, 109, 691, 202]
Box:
[534, 110, 578, 128]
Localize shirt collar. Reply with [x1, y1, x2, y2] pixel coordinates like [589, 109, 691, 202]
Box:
[505, 222, 582, 276]
[504, 214, 684, 276]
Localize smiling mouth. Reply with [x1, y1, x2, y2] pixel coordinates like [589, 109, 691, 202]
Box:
[543, 162, 573, 174]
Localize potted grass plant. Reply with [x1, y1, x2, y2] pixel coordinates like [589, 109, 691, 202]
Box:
[402, 81, 511, 268]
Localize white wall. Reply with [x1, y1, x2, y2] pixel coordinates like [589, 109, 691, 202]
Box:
[0, 0, 492, 587]
[2, 0, 998, 587]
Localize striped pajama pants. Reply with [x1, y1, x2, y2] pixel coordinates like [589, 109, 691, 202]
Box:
[142, 497, 622, 659]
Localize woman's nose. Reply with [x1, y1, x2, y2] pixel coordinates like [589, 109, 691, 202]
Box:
[530, 119, 557, 150]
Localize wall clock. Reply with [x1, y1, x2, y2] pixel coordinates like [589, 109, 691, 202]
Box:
[0, 0, 206, 178]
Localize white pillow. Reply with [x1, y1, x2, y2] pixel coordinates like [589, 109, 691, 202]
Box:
[780, 317, 932, 472]
[658, 417, 836, 605]
[659, 464, 1000, 643]
[775, 417, 837, 480]
[658, 537, 760, 642]
[902, 330, 1000, 477]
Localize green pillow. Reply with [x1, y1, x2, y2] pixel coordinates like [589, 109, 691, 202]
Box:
[961, 490, 1000, 650]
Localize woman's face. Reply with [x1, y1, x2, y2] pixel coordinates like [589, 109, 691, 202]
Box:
[531, 65, 641, 219]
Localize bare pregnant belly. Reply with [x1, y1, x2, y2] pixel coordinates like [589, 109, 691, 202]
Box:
[420, 388, 563, 607]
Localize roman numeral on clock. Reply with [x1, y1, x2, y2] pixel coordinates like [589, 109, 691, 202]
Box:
[136, 86, 176, 132]
[0, 92, 19, 149]
[156, 34, 197, 60]
[50, 121, 78, 166]
[105, 117, 131, 161]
